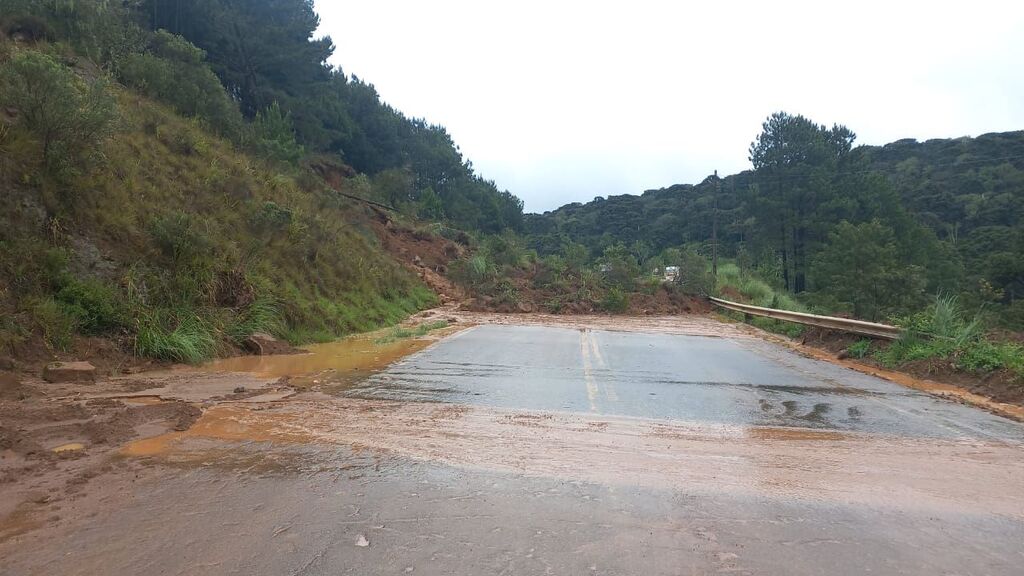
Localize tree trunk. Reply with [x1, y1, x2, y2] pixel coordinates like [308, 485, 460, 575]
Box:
[780, 221, 790, 292]
[794, 224, 806, 293]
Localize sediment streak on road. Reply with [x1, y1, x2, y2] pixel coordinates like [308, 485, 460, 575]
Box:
[4, 321, 1024, 576]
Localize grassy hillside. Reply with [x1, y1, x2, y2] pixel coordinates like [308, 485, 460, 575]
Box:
[0, 40, 436, 364]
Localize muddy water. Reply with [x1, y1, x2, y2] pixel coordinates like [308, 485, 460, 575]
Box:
[122, 323, 1024, 519]
[122, 397, 1024, 517]
[202, 327, 460, 389]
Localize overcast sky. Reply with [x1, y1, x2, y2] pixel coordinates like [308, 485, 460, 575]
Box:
[315, 1, 1024, 213]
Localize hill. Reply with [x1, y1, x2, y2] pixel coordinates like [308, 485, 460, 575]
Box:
[524, 126, 1024, 325]
[0, 2, 498, 368]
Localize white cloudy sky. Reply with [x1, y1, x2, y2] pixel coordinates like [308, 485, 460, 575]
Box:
[315, 0, 1024, 213]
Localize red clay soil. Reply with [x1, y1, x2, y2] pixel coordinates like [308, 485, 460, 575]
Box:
[2, 331, 165, 382]
[368, 213, 466, 305]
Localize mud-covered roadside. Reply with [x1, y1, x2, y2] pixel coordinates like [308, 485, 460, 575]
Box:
[739, 321, 1024, 421]
[0, 316, 465, 543]
[119, 397, 1024, 517]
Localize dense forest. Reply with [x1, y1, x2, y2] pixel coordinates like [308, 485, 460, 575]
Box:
[0, 0, 523, 232]
[523, 120, 1024, 326]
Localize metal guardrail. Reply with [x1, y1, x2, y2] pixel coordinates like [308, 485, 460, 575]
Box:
[709, 297, 902, 340]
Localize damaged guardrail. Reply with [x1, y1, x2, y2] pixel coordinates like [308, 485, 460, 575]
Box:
[709, 297, 902, 340]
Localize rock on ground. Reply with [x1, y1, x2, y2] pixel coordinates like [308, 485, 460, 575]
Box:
[243, 333, 300, 356]
[42, 361, 97, 384]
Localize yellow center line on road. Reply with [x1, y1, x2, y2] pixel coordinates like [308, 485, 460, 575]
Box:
[580, 330, 599, 412]
[588, 331, 619, 402]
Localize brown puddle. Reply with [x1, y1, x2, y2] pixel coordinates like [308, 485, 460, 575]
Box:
[201, 327, 462, 387]
[122, 398, 1024, 518]
[746, 427, 849, 441]
[51, 443, 86, 453]
[122, 405, 308, 456]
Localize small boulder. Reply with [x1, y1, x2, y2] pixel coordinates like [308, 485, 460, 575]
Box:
[233, 386, 247, 394]
[243, 333, 299, 356]
[43, 361, 96, 384]
[837, 349, 851, 360]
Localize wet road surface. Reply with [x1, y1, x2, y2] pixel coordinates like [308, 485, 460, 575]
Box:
[353, 325, 1024, 440]
[3, 322, 1024, 575]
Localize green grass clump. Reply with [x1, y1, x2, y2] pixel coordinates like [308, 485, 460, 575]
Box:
[876, 295, 1024, 380]
[847, 339, 872, 359]
[134, 309, 217, 363]
[375, 320, 449, 344]
[225, 296, 283, 344]
[29, 296, 80, 351]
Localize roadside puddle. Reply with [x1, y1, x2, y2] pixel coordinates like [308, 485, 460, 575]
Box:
[201, 327, 461, 390]
[746, 427, 848, 441]
[121, 324, 468, 456]
[51, 443, 86, 453]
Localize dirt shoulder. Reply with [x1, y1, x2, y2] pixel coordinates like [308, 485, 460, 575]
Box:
[740, 320, 1024, 422]
[0, 314, 464, 544]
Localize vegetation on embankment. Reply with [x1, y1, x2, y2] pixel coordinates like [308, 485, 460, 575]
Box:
[714, 262, 1024, 397]
[0, 39, 437, 365]
[448, 234, 712, 315]
[0, 0, 536, 367]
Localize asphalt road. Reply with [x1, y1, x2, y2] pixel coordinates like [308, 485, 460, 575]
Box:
[3, 323, 1024, 575]
[352, 325, 1024, 440]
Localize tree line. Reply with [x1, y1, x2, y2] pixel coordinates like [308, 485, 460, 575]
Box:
[525, 113, 1024, 326]
[0, 0, 523, 232]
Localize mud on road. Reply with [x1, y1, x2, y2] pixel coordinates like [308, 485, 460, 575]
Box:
[0, 318, 461, 544]
[2, 311, 1024, 575]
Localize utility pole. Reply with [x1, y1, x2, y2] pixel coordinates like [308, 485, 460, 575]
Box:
[712, 170, 719, 277]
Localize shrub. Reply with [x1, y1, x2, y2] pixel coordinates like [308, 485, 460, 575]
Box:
[847, 339, 871, 359]
[148, 212, 213, 269]
[875, 295, 1024, 380]
[0, 314, 29, 354]
[958, 341, 1023, 374]
[117, 31, 243, 137]
[492, 278, 520, 307]
[543, 297, 564, 313]
[29, 296, 80, 351]
[601, 243, 640, 291]
[1, 14, 54, 42]
[674, 250, 714, 296]
[0, 50, 118, 172]
[892, 294, 982, 345]
[56, 279, 127, 335]
[600, 287, 629, 313]
[247, 101, 304, 165]
[452, 253, 495, 289]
